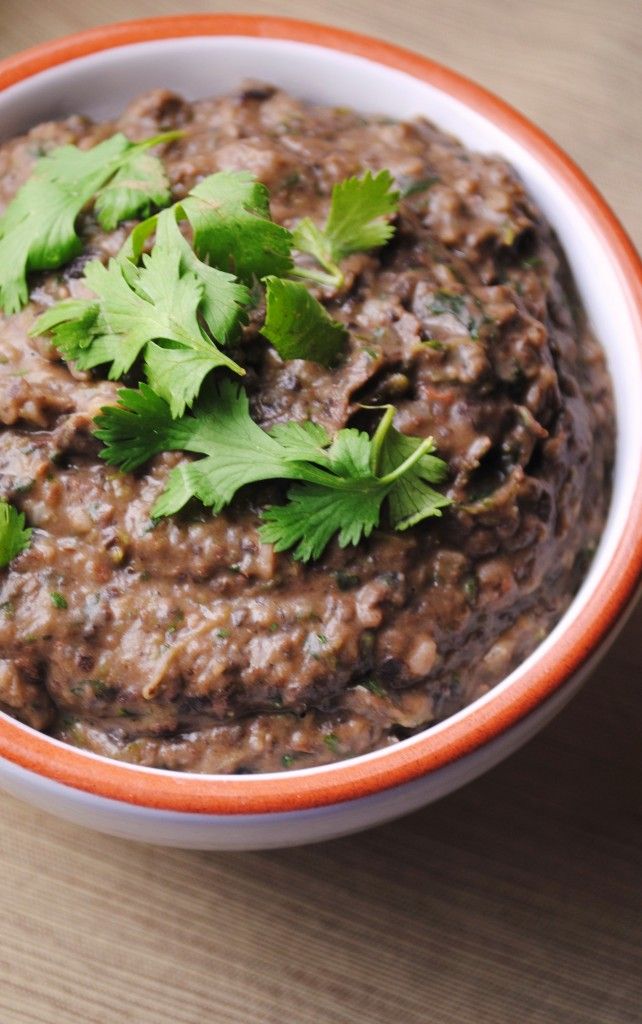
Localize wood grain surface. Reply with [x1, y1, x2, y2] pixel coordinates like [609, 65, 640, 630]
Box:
[0, 2, 640, 1022]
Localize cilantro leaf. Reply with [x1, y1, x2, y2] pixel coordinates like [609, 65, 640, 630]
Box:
[0, 501, 33, 568]
[324, 428, 373, 478]
[95, 380, 301, 512]
[32, 238, 244, 417]
[94, 384, 198, 471]
[152, 462, 201, 518]
[291, 218, 335, 283]
[119, 209, 250, 345]
[0, 131, 179, 314]
[324, 170, 400, 257]
[260, 484, 384, 562]
[29, 300, 103, 364]
[292, 170, 399, 287]
[94, 381, 450, 561]
[118, 210, 158, 263]
[153, 209, 249, 344]
[180, 171, 293, 283]
[267, 420, 331, 457]
[262, 277, 347, 365]
[0, 134, 128, 314]
[258, 424, 393, 559]
[109, 246, 244, 415]
[165, 380, 308, 510]
[377, 426, 451, 529]
[94, 151, 172, 231]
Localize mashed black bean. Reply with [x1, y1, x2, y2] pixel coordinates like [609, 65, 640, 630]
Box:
[0, 85, 613, 772]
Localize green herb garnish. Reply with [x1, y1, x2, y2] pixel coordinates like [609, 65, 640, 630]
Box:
[429, 290, 467, 318]
[94, 150, 174, 231]
[50, 591, 68, 609]
[323, 733, 340, 753]
[32, 174, 347, 401]
[293, 170, 399, 288]
[94, 381, 450, 562]
[124, 208, 251, 345]
[428, 289, 489, 339]
[262, 277, 347, 365]
[0, 501, 32, 568]
[179, 170, 293, 283]
[0, 131, 180, 313]
[23, 149, 451, 565]
[31, 212, 245, 419]
[401, 175, 440, 198]
[364, 679, 387, 697]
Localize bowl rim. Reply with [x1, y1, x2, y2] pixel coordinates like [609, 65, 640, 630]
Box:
[0, 13, 640, 816]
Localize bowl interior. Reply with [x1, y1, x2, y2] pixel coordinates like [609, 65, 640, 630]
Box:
[0, 33, 639, 779]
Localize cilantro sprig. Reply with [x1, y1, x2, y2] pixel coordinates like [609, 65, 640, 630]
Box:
[0, 131, 181, 314]
[32, 169, 350, 409]
[292, 170, 400, 289]
[21, 141, 449, 562]
[94, 381, 450, 561]
[31, 209, 246, 418]
[0, 501, 32, 568]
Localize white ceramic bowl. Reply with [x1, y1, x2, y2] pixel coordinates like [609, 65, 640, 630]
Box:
[0, 16, 640, 849]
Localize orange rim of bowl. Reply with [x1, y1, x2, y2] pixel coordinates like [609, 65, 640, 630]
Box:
[0, 14, 640, 815]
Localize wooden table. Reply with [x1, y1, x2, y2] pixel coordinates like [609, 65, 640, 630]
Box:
[1, 3, 640, 1022]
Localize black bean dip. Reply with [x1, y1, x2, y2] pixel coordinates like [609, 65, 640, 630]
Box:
[0, 84, 614, 773]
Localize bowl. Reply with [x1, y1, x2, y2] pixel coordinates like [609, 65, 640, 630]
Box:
[0, 15, 640, 850]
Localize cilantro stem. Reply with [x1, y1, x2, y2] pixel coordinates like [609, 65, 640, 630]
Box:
[290, 264, 343, 289]
[378, 435, 437, 485]
[368, 405, 395, 473]
[293, 463, 382, 492]
[285, 431, 436, 492]
[132, 130, 186, 151]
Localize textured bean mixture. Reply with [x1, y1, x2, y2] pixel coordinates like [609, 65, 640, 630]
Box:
[0, 85, 614, 772]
